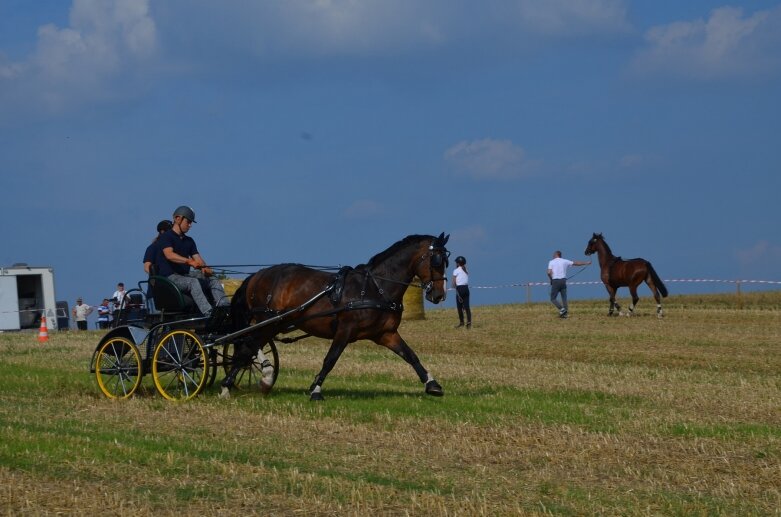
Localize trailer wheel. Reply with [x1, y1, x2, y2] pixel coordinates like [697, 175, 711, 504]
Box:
[95, 337, 142, 399]
[152, 330, 207, 401]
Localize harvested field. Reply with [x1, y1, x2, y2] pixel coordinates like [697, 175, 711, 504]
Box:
[1, 292, 779, 515]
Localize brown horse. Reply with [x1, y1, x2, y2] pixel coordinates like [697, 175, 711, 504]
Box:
[225, 233, 450, 401]
[584, 233, 668, 318]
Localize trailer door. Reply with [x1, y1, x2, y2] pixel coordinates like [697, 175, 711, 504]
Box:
[0, 276, 20, 330]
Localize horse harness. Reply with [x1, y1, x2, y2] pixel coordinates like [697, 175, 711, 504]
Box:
[248, 241, 450, 337]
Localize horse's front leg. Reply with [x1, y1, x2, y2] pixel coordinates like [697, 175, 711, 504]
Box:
[377, 332, 443, 397]
[606, 285, 619, 316]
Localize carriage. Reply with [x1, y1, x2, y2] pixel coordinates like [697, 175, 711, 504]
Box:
[90, 274, 279, 400]
[91, 233, 451, 402]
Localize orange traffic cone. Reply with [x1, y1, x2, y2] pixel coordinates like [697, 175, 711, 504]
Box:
[38, 313, 49, 343]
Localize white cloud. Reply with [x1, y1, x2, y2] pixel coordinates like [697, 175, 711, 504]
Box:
[508, 0, 632, 37]
[2, 1, 634, 112]
[736, 240, 781, 273]
[618, 154, 644, 168]
[451, 225, 488, 244]
[343, 199, 384, 219]
[159, 0, 632, 61]
[444, 139, 530, 181]
[632, 6, 781, 80]
[0, 0, 157, 111]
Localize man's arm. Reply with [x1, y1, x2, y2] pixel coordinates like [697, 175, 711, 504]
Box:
[572, 260, 591, 267]
[191, 253, 213, 276]
[163, 246, 198, 268]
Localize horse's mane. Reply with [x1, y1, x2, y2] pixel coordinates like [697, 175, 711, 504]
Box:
[365, 234, 432, 269]
[594, 233, 614, 256]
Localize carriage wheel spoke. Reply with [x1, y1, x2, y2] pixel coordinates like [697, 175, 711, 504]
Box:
[153, 330, 207, 401]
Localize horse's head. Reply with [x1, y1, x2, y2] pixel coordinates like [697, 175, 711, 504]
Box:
[415, 232, 450, 304]
[585, 232, 603, 256]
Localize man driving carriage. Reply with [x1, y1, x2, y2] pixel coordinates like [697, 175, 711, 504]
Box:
[156, 205, 230, 317]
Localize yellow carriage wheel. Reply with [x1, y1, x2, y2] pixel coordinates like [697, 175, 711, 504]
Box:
[95, 337, 142, 399]
[152, 330, 207, 401]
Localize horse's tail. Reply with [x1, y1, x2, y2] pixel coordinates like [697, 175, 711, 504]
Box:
[230, 274, 254, 329]
[646, 261, 668, 298]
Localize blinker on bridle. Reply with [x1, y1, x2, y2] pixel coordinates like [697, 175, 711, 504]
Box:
[420, 241, 450, 293]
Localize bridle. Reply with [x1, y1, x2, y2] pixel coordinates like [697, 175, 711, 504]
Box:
[416, 241, 450, 295]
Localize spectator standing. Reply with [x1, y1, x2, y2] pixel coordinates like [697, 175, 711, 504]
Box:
[72, 298, 93, 330]
[451, 256, 472, 329]
[97, 298, 112, 329]
[547, 250, 591, 319]
[112, 283, 126, 312]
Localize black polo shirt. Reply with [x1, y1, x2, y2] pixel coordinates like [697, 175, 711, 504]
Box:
[156, 229, 199, 277]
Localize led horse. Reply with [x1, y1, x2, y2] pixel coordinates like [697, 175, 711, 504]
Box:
[585, 233, 668, 318]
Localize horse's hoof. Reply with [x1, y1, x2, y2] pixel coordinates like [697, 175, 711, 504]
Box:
[259, 380, 273, 395]
[425, 380, 444, 397]
[310, 392, 325, 402]
[219, 386, 231, 400]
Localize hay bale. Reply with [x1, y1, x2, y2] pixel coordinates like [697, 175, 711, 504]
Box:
[402, 278, 425, 320]
[221, 278, 244, 297]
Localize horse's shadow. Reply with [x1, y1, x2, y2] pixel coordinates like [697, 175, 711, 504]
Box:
[247, 386, 428, 400]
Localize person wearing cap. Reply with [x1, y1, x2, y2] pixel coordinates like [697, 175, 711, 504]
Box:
[143, 219, 173, 275]
[156, 205, 228, 316]
[71, 298, 93, 330]
[451, 256, 472, 329]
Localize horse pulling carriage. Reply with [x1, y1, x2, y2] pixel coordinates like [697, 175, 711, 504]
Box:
[90, 233, 451, 402]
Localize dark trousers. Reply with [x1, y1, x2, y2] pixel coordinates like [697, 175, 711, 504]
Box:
[550, 279, 568, 311]
[76, 320, 88, 331]
[456, 285, 471, 324]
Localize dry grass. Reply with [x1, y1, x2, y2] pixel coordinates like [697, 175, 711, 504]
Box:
[1, 292, 779, 516]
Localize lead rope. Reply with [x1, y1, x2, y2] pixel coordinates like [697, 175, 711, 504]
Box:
[567, 262, 591, 281]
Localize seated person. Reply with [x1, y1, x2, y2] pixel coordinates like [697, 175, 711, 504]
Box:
[156, 205, 229, 316]
[143, 219, 172, 275]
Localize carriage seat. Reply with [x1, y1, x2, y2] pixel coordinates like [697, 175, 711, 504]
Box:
[148, 275, 198, 315]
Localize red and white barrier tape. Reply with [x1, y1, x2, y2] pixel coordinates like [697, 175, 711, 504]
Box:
[450, 279, 781, 290]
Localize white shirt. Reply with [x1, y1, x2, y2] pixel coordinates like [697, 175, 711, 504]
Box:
[73, 304, 92, 321]
[548, 257, 574, 280]
[113, 289, 126, 308]
[452, 266, 469, 286]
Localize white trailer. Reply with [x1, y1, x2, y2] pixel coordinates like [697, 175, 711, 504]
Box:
[0, 264, 60, 331]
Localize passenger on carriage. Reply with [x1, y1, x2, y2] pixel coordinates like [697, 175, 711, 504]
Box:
[155, 205, 229, 317]
[143, 219, 172, 275]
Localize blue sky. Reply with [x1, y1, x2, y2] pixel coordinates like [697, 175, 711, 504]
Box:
[1, 0, 780, 322]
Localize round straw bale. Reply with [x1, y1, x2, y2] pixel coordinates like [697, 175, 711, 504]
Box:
[221, 278, 243, 297]
[402, 277, 425, 320]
